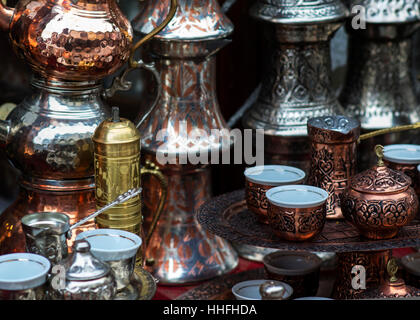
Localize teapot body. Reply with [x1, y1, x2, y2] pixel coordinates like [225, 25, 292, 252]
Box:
[8, 0, 133, 81]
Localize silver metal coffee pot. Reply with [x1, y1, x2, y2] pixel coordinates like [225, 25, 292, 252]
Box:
[242, 0, 349, 171]
[340, 0, 420, 169]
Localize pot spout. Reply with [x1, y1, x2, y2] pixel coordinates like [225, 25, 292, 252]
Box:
[0, 1, 14, 31]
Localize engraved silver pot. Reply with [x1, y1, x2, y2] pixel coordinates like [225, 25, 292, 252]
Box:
[340, 0, 420, 169]
[243, 0, 349, 171]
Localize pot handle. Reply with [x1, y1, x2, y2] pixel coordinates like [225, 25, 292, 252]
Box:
[0, 0, 14, 31]
[140, 160, 168, 251]
[103, 0, 178, 128]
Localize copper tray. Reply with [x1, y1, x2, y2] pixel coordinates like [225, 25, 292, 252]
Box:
[176, 268, 335, 300]
[197, 190, 420, 253]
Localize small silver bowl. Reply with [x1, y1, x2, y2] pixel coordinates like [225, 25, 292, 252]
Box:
[232, 279, 293, 300]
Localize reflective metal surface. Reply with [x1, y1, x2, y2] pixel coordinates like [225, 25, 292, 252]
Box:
[243, 0, 348, 169]
[133, 0, 239, 284]
[0, 0, 133, 81]
[332, 250, 391, 299]
[308, 116, 360, 219]
[93, 112, 167, 265]
[49, 240, 116, 300]
[341, 146, 419, 240]
[0, 78, 106, 254]
[21, 212, 70, 265]
[340, 0, 420, 169]
[134, 0, 233, 40]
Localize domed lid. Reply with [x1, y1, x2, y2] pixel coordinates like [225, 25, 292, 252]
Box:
[350, 145, 412, 194]
[92, 107, 140, 145]
[66, 240, 110, 281]
[250, 0, 349, 24]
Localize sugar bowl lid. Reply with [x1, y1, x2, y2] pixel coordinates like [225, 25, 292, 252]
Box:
[66, 240, 110, 281]
[350, 145, 412, 194]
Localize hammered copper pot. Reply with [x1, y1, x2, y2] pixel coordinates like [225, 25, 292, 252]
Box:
[340, 146, 419, 240]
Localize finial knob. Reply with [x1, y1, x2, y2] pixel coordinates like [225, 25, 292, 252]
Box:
[375, 144, 385, 167]
[112, 107, 120, 123]
[387, 258, 399, 283]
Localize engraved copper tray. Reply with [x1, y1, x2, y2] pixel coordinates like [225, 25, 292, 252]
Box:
[197, 190, 420, 253]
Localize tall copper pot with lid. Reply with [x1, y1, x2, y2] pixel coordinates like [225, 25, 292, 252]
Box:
[0, 0, 177, 254]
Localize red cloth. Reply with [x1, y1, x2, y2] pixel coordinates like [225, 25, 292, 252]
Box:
[153, 248, 416, 300]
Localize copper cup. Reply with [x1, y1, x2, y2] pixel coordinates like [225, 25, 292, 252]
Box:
[266, 185, 328, 241]
[244, 165, 306, 224]
[262, 251, 322, 298]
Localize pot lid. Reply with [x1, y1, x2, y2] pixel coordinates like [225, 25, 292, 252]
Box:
[66, 240, 110, 281]
[92, 107, 140, 145]
[350, 145, 412, 194]
[250, 0, 349, 24]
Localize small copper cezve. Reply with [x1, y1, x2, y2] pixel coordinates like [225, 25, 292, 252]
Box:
[307, 115, 360, 220]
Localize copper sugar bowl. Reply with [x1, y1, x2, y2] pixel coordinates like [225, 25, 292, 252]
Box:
[340, 145, 419, 240]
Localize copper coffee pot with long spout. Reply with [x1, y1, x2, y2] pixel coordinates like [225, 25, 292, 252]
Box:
[0, 0, 177, 254]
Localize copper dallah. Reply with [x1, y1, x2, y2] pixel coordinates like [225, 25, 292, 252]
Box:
[0, 0, 177, 254]
[92, 108, 167, 265]
[340, 145, 419, 240]
[133, 0, 238, 284]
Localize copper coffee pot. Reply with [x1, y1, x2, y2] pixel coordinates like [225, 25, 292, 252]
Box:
[308, 115, 420, 220]
[359, 258, 420, 299]
[133, 0, 239, 284]
[0, 0, 177, 254]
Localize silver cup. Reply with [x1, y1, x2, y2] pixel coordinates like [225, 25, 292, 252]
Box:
[21, 212, 71, 265]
